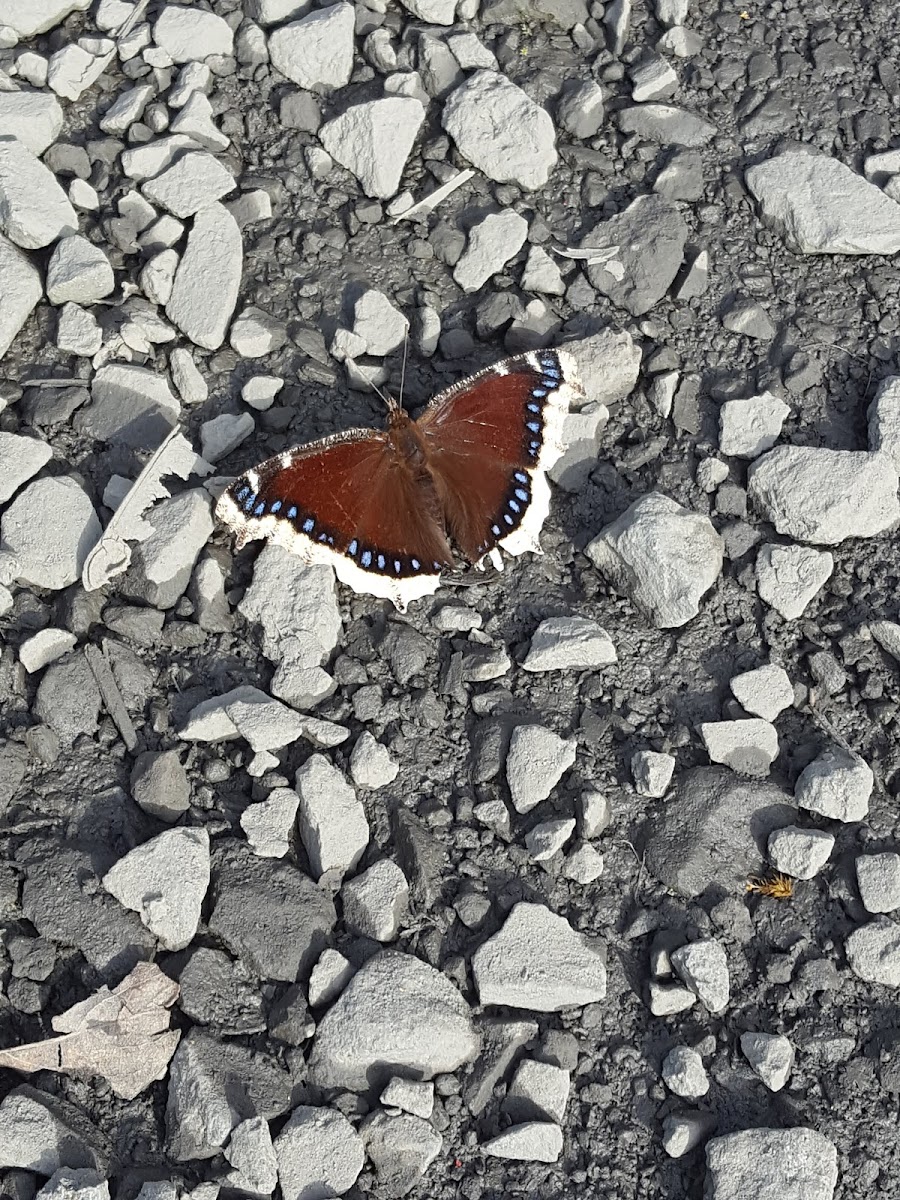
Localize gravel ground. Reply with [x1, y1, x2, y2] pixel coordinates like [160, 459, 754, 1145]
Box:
[2, 1, 900, 1199]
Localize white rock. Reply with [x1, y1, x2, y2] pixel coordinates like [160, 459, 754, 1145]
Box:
[586, 492, 723, 628]
[47, 40, 113, 101]
[2, 476, 100, 590]
[506, 724, 577, 814]
[755, 542, 834, 620]
[523, 616, 616, 671]
[795, 746, 872, 823]
[767, 825, 834, 880]
[0, 432, 52, 505]
[320, 97, 426, 199]
[121, 134, 201, 181]
[868, 375, 900, 471]
[269, 4, 355, 89]
[525, 818, 576, 862]
[472, 902, 606, 1010]
[670, 939, 729, 1012]
[562, 842, 604, 884]
[353, 289, 408, 356]
[246, 0, 309, 24]
[5, 0, 91, 38]
[200, 412, 254, 462]
[453, 210, 529, 292]
[381, 1077, 435, 1119]
[699, 718, 778, 777]
[662, 1112, 715, 1158]
[142, 152, 235, 219]
[168, 61, 211, 107]
[846, 917, 900, 986]
[0, 91, 63, 155]
[482, 1123, 563, 1163]
[225, 1116, 278, 1195]
[153, 5, 234, 62]
[856, 852, 900, 913]
[631, 54, 678, 102]
[122, 489, 213, 608]
[226, 692, 306, 752]
[166, 202, 242, 349]
[443, 70, 557, 190]
[56, 302, 102, 357]
[400, 0, 457, 21]
[342, 859, 409, 942]
[349, 732, 399, 789]
[240, 787, 300, 858]
[100, 83, 153, 134]
[649, 981, 696, 1016]
[662, 1045, 708, 1099]
[242, 375, 283, 409]
[729, 663, 793, 721]
[169, 92, 229, 153]
[521, 244, 565, 295]
[140, 248, 179, 306]
[505, 1059, 570, 1123]
[275, 1107, 364, 1200]
[81, 362, 180, 447]
[229, 306, 284, 357]
[46, 235, 114, 305]
[631, 750, 676, 797]
[746, 150, 900, 254]
[739, 1032, 794, 1092]
[69, 179, 100, 211]
[19, 627, 77, 673]
[748, 446, 900, 544]
[308, 947, 355, 1007]
[168, 346, 207, 405]
[706, 1129, 837, 1200]
[102, 827, 210, 950]
[0, 136, 77, 249]
[718, 391, 790, 459]
[295, 754, 369, 880]
[0, 235, 42, 360]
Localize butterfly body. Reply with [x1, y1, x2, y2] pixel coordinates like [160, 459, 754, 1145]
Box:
[216, 349, 582, 611]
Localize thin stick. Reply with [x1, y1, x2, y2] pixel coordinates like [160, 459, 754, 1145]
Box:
[399, 331, 409, 409]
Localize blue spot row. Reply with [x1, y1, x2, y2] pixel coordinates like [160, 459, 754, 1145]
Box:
[514, 471, 528, 484]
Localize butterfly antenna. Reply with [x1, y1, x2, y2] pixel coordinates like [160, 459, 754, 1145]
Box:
[367, 376, 397, 413]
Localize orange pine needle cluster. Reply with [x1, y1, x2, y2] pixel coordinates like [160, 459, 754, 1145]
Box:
[746, 872, 794, 899]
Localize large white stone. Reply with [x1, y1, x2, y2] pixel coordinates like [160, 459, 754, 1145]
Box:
[46, 235, 115, 305]
[142, 151, 235, 218]
[2, 476, 100, 590]
[153, 5, 234, 62]
[320, 97, 426, 199]
[0, 233, 42, 360]
[0, 136, 77, 249]
[4, 0, 91, 37]
[269, 4, 355, 89]
[0, 92, 63, 156]
[166, 202, 242, 349]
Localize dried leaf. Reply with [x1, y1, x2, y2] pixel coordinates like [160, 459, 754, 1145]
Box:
[82, 427, 212, 591]
[0, 962, 181, 1100]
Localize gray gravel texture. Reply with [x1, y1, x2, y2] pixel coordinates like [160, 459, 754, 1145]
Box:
[2, 1, 900, 1199]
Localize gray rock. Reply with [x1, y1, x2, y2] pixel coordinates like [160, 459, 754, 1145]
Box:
[241, 787, 299, 858]
[295, 753, 369, 880]
[699, 718, 778, 777]
[308, 947, 355, 1008]
[563, 842, 605, 883]
[557, 80, 605, 139]
[795, 746, 872, 822]
[653, 149, 704, 201]
[352, 288, 408, 356]
[868, 375, 900, 470]
[523, 616, 617, 671]
[131, 749, 191, 822]
[178, 947, 266, 1035]
[166, 1029, 292, 1161]
[362, 1111, 442, 1196]
[308, 950, 479, 1091]
[505, 724, 577, 813]
[649, 981, 696, 1016]
[3, 477, 100, 591]
[705, 1128, 838, 1200]
[167, 202, 242, 350]
[670, 939, 729, 1012]
[349, 732, 399, 788]
[617, 103, 717, 146]
[227, 691, 306, 753]
[269, 4, 354, 89]
[153, 5, 233, 61]
[46, 235, 114, 307]
[643, 766, 796, 897]
[631, 750, 676, 797]
[729, 663, 793, 721]
[525, 818, 576, 862]
[481, 0, 588, 24]
[381, 1078, 434, 1119]
[767, 825, 834, 880]
[121, 489, 213, 608]
[33, 651, 101, 744]
[578, 195, 687, 316]
[505, 1059, 570, 1123]
[225, 1116, 278, 1195]
[99, 82, 154, 135]
[239, 543, 341, 664]
[320, 97, 425, 199]
[463, 1017, 537, 1114]
[56, 303, 102, 357]
[0, 234, 43, 360]
[631, 54, 678, 101]
[0, 432, 53, 504]
[0, 1085, 107, 1174]
[0, 136, 77, 249]
[482, 1122, 563, 1163]
[586, 492, 723, 628]
[208, 839, 335, 981]
[521, 244, 566, 295]
[454, 210, 529, 292]
[746, 150, 900, 254]
[0, 91, 63, 155]
[662, 1112, 715, 1158]
[856, 852, 900, 913]
[846, 917, 900, 986]
[740, 1032, 794, 1092]
[748, 447, 900, 544]
[102, 827, 210, 951]
[229, 305, 286, 358]
[341, 859, 409, 941]
[549, 403, 611, 492]
[36, 1170, 109, 1200]
[142, 152, 235, 219]
[473, 902, 606, 1011]
[718, 391, 790, 458]
[22, 841, 155, 979]
[755, 542, 834, 620]
[871, 619, 900, 662]
[80, 363, 180, 448]
[442, 70, 557, 189]
[566, 327, 641, 406]
[662, 1046, 708, 1099]
[275, 1106, 364, 1200]
[721, 297, 777, 341]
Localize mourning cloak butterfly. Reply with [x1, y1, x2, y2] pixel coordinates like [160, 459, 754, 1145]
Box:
[215, 348, 582, 611]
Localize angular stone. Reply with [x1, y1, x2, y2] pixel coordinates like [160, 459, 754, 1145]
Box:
[454, 210, 529, 292]
[718, 391, 790, 458]
[320, 97, 425, 199]
[275, 1107, 364, 1200]
[662, 1046, 709, 1099]
[755, 542, 834, 620]
[472, 902, 606, 1011]
[705, 1128, 837, 1200]
[121, 489, 213, 608]
[795, 746, 872, 822]
[0, 136, 77, 249]
[269, 4, 355, 89]
[670, 939, 729, 1012]
[362, 1110, 442, 1196]
[740, 1032, 794, 1092]
[856, 852, 900, 913]
[729, 663, 793, 721]
[868, 375, 900, 470]
[483, 1122, 563, 1163]
[142, 152, 235, 219]
[153, 5, 234, 62]
[2, 477, 99, 590]
[506, 724, 577, 814]
[523, 616, 617, 671]
[631, 750, 676, 797]
[308, 951, 479, 1091]
[241, 787, 299, 858]
[618, 103, 717, 146]
[167, 202, 242, 350]
[295, 753, 369, 880]
[0, 1085, 106, 1174]
[768, 825, 834, 880]
[0, 233, 42, 361]
[342, 859, 408, 942]
[578, 195, 687, 316]
[80, 363, 180, 448]
[699, 718, 779, 777]
[0, 91, 63, 157]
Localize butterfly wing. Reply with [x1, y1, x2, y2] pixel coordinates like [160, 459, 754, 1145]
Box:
[216, 429, 454, 611]
[417, 349, 581, 563]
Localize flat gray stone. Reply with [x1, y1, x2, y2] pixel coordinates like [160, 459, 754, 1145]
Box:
[241, 787, 300, 858]
[142, 152, 236, 218]
[341, 858, 408, 942]
[767, 825, 834, 880]
[586, 492, 723, 628]
[131, 749, 191, 822]
[46, 235, 115, 305]
[856, 852, 900, 913]
[362, 1110, 442, 1196]
[443, 70, 557, 189]
[719, 391, 790, 458]
[308, 950, 479, 1091]
[631, 750, 676, 797]
[295, 753, 369, 880]
[472, 902, 606, 1011]
[618, 103, 717, 146]
[0, 91, 63, 156]
[729, 663, 794, 721]
[153, 5, 234, 61]
[505, 1059, 570, 1123]
[748, 446, 900, 544]
[523, 616, 617, 671]
[699, 718, 779, 777]
[454, 210, 529, 292]
[505, 724, 577, 814]
[566, 327, 641, 407]
[2, 476, 100, 590]
[0, 1085, 107, 1174]
[846, 916, 900, 986]
[166, 202, 242, 350]
[746, 150, 900, 254]
[482, 1122, 563, 1163]
[239, 543, 342, 664]
[79, 363, 180, 448]
[705, 1127, 838, 1200]
[120, 489, 213, 609]
[0, 432, 52, 504]
[275, 1106, 364, 1200]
